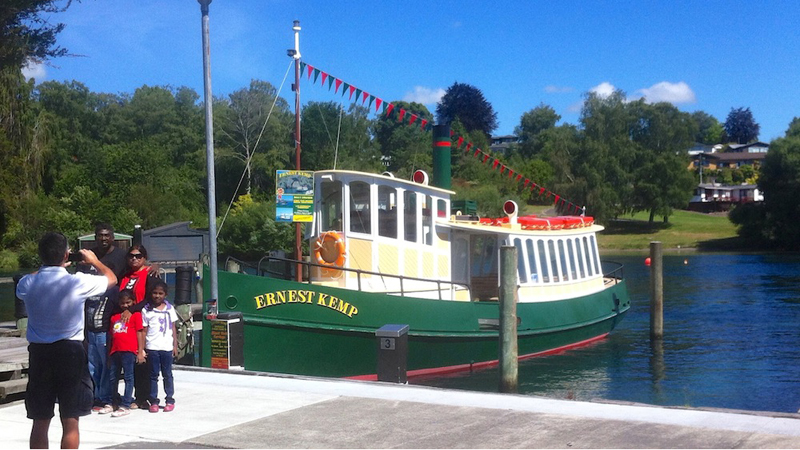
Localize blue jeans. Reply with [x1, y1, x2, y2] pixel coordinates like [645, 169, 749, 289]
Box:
[109, 352, 136, 408]
[148, 350, 175, 406]
[87, 331, 111, 405]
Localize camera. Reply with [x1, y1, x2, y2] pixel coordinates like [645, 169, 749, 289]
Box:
[67, 252, 83, 263]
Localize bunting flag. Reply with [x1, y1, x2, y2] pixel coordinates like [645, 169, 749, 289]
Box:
[299, 61, 586, 215]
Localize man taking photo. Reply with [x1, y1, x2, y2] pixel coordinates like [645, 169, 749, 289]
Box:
[16, 232, 117, 449]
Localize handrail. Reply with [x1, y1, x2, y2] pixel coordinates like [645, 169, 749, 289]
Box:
[255, 255, 470, 300]
[601, 260, 624, 285]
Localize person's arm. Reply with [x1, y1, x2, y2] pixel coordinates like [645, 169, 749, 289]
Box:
[171, 322, 178, 357]
[80, 249, 117, 287]
[137, 328, 147, 363]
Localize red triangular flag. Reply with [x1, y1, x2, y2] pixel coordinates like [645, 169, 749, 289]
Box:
[375, 98, 383, 112]
[539, 187, 546, 195]
[482, 154, 490, 163]
[420, 119, 428, 130]
[523, 179, 530, 188]
[516, 174, 522, 182]
[385, 103, 394, 117]
[320, 72, 328, 86]
[554, 194, 560, 203]
[334, 79, 343, 94]
[348, 85, 356, 100]
[409, 114, 417, 125]
[362, 91, 369, 104]
[398, 108, 406, 122]
[457, 137, 464, 148]
[306, 64, 314, 79]
[493, 160, 500, 169]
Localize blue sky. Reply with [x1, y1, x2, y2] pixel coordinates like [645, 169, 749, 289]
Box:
[26, 0, 800, 142]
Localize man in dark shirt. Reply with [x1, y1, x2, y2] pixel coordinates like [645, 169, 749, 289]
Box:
[78, 223, 127, 411]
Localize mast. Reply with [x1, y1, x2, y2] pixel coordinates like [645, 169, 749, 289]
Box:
[291, 20, 302, 282]
[198, 0, 219, 305]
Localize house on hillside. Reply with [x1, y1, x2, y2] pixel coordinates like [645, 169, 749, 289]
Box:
[688, 141, 769, 170]
[490, 135, 519, 154]
[688, 183, 763, 212]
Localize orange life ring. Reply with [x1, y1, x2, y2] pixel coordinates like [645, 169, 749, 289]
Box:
[313, 231, 346, 267]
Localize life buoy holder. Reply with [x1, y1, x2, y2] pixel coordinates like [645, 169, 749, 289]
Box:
[313, 231, 346, 268]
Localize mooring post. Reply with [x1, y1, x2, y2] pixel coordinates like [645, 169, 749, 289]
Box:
[650, 241, 664, 340]
[499, 245, 519, 393]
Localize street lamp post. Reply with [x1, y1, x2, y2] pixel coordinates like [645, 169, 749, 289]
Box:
[198, 0, 218, 311]
[290, 20, 302, 282]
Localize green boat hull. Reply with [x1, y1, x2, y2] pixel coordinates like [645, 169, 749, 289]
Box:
[201, 268, 630, 378]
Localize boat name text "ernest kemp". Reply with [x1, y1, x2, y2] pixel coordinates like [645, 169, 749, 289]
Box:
[254, 290, 359, 318]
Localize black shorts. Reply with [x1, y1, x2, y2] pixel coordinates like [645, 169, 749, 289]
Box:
[26, 340, 93, 420]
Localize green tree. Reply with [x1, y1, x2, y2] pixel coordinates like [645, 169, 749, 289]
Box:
[436, 82, 498, 137]
[301, 101, 381, 173]
[373, 100, 433, 178]
[757, 130, 800, 249]
[0, 0, 74, 70]
[724, 107, 760, 144]
[691, 111, 725, 144]
[217, 80, 292, 198]
[515, 103, 560, 158]
[217, 194, 295, 260]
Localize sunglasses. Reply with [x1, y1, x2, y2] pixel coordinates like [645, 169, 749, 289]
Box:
[127, 253, 145, 259]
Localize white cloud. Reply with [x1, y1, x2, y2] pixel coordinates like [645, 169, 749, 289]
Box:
[22, 61, 46, 81]
[589, 82, 616, 98]
[634, 81, 696, 104]
[403, 86, 446, 106]
[545, 85, 574, 94]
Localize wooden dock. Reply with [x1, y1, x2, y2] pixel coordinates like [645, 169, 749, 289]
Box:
[0, 322, 28, 401]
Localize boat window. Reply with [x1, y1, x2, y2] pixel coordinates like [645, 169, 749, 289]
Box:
[537, 240, 550, 283]
[526, 239, 539, 283]
[567, 239, 578, 280]
[378, 185, 397, 239]
[514, 238, 527, 283]
[403, 191, 417, 243]
[590, 235, 600, 275]
[575, 238, 586, 279]
[349, 181, 371, 234]
[470, 235, 498, 277]
[557, 239, 569, 281]
[320, 180, 343, 231]
[437, 198, 448, 218]
[583, 237, 593, 276]
[423, 194, 433, 245]
[548, 239, 559, 282]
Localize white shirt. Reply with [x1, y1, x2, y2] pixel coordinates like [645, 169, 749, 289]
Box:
[16, 266, 110, 343]
[142, 302, 179, 352]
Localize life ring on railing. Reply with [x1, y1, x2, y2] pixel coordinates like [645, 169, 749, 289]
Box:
[313, 231, 346, 277]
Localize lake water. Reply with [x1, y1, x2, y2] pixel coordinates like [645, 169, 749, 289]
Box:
[3, 253, 800, 413]
[413, 253, 800, 414]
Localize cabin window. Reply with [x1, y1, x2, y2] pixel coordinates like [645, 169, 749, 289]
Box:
[320, 180, 343, 231]
[452, 236, 469, 284]
[470, 235, 498, 277]
[378, 185, 397, 238]
[526, 239, 540, 283]
[514, 238, 527, 283]
[548, 240, 559, 282]
[537, 240, 550, 283]
[349, 181, 371, 234]
[557, 239, 569, 281]
[583, 237, 594, 276]
[575, 238, 586, 279]
[567, 239, 578, 280]
[423, 194, 433, 245]
[403, 191, 417, 243]
[590, 235, 600, 275]
[437, 198, 448, 218]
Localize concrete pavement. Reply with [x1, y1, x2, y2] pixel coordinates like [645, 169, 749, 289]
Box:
[1, 366, 800, 448]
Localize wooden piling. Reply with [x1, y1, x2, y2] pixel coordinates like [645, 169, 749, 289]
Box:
[649, 241, 663, 340]
[499, 245, 518, 393]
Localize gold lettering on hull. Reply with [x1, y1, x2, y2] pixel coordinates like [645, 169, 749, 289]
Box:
[254, 289, 358, 318]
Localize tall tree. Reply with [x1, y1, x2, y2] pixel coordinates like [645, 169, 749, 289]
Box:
[724, 107, 760, 144]
[436, 82, 498, 137]
[216, 79, 292, 198]
[691, 111, 725, 144]
[0, 0, 74, 70]
[300, 101, 381, 173]
[373, 100, 433, 178]
[515, 103, 560, 158]
[756, 123, 800, 249]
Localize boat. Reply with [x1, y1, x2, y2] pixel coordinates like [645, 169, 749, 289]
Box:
[199, 134, 630, 378]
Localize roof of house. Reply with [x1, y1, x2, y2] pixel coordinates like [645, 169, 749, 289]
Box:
[704, 152, 767, 161]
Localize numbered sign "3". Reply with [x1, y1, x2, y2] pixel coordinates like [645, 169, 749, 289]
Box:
[380, 337, 396, 350]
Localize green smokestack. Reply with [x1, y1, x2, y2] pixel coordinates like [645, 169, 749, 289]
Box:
[432, 124, 451, 190]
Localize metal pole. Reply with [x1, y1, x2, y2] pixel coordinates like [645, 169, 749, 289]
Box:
[292, 20, 303, 282]
[199, 0, 218, 304]
[499, 245, 519, 393]
[649, 241, 663, 340]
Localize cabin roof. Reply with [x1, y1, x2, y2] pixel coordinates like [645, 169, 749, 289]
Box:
[443, 220, 605, 235]
[315, 170, 457, 196]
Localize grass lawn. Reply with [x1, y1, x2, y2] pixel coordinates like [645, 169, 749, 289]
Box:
[597, 210, 742, 251]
